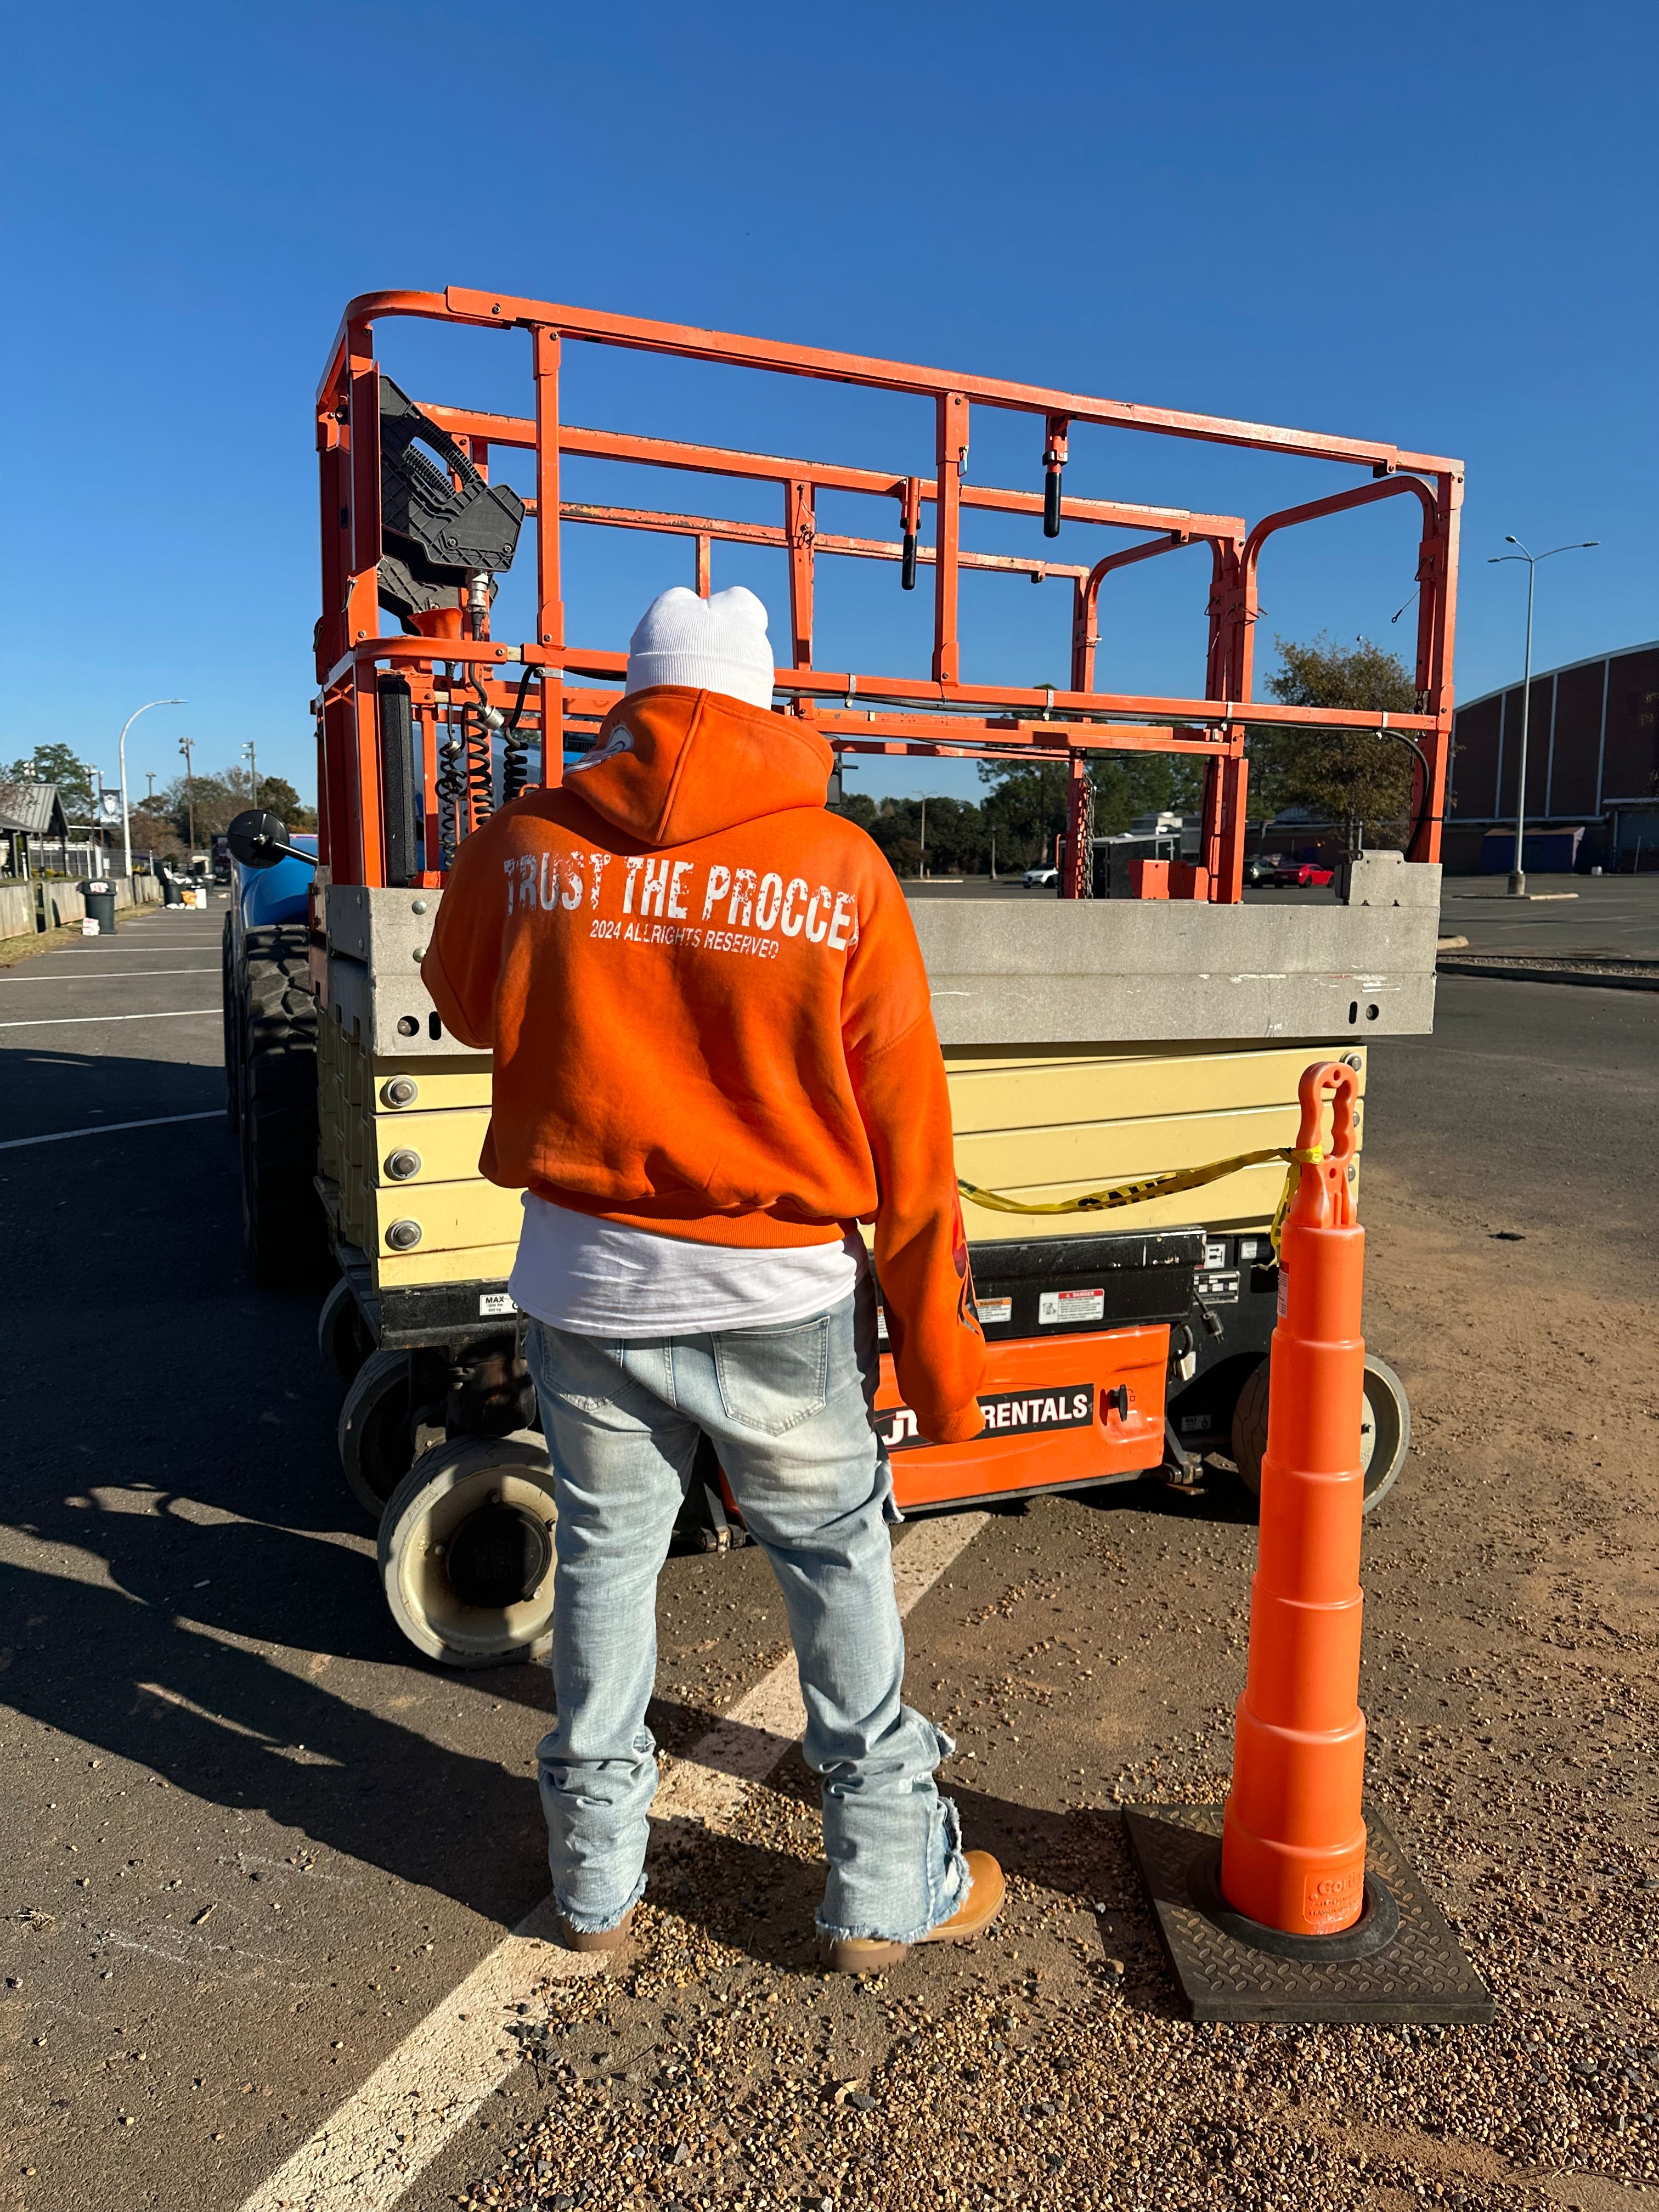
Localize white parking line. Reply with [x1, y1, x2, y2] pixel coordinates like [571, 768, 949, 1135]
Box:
[0, 1008, 219, 1029]
[0, 1110, 222, 1152]
[237, 1510, 989, 2212]
[0, 968, 219, 980]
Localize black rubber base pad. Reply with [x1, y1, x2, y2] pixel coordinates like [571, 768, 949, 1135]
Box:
[1124, 1803, 1494, 2024]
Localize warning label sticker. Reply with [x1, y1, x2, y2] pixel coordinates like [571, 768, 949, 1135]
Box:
[1038, 1287, 1105, 1325]
[478, 1290, 517, 1317]
[975, 1296, 1013, 1326]
[878, 1385, 1094, 1454]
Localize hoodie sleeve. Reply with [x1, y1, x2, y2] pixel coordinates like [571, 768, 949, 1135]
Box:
[841, 869, 986, 1445]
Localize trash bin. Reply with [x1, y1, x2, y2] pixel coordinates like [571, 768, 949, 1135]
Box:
[78, 879, 117, 934]
[161, 874, 184, 906]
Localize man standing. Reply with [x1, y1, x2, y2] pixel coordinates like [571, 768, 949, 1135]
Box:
[422, 584, 1001, 1971]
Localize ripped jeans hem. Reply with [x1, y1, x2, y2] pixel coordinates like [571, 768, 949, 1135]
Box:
[812, 1848, 972, 1945]
[814, 1798, 970, 1944]
[554, 1870, 648, 1936]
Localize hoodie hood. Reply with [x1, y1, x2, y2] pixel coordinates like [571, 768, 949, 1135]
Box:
[565, 686, 833, 848]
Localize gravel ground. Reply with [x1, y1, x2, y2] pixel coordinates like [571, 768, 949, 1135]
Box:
[411, 1203, 1657, 2203]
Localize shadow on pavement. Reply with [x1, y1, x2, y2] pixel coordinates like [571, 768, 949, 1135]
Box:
[0, 1046, 225, 1143]
[1, 1062, 555, 1928]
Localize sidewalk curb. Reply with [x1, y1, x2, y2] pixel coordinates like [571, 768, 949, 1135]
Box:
[1438, 959, 1659, 993]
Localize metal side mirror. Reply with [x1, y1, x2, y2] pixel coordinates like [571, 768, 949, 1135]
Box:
[227, 808, 313, 870]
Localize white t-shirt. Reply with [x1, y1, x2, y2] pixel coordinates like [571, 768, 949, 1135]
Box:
[509, 1193, 867, 1336]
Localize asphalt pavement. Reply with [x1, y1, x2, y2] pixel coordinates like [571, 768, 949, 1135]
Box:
[1, 902, 577, 2212]
[1438, 874, 1659, 962]
[2, 893, 1657, 2212]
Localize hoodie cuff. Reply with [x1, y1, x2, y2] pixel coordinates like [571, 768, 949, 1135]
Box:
[917, 1402, 986, 1447]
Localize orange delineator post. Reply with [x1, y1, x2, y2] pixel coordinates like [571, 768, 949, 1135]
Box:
[1219, 1060, 1369, 1936]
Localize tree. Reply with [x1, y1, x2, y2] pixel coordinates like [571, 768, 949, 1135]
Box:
[241, 773, 315, 830]
[830, 790, 881, 835]
[979, 748, 1204, 867]
[149, 771, 240, 842]
[126, 805, 188, 861]
[827, 743, 1208, 877]
[148, 765, 317, 841]
[4, 741, 93, 819]
[829, 792, 990, 878]
[980, 763, 1066, 871]
[1250, 634, 1418, 846]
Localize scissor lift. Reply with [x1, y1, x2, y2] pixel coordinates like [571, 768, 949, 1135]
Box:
[286, 287, 1458, 1664]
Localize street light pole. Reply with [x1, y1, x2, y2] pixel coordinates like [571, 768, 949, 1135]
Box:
[242, 738, 259, 810]
[117, 698, 185, 882]
[1488, 538, 1596, 895]
[179, 736, 197, 858]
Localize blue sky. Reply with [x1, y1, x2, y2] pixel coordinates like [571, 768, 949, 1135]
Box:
[3, 1, 1653, 809]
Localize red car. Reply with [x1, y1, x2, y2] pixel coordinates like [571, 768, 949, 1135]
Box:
[1271, 859, 1336, 888]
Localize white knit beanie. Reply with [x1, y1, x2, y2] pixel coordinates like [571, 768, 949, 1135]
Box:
[624, 585, 775, 710]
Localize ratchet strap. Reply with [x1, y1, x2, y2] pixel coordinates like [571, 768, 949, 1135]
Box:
[957, 1144, 1327, 1260]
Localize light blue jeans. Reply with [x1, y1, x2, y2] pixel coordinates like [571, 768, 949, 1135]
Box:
[524, 1279, 968, 1943]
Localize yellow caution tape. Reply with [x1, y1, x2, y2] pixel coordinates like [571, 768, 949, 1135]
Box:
[1268, 1145, 1325, 1255]
[957, 1144, 1327, 1260]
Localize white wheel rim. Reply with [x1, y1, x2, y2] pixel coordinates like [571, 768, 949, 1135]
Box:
[381, 1438, 556, 1662]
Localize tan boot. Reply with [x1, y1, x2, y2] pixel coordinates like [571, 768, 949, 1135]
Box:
[557, 1906, 634, 1953]
[820, 1850, 1006, 1974]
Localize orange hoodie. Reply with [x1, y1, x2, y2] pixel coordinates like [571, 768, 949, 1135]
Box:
[421, 685, 986, 1444]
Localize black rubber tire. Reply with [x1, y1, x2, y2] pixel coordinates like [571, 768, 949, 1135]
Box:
[1228, 1357, 1269, 1500]
[221, 916, 241, 1132]
[239, 923, 326, 1290]
[1229, 1352, 1410, 1517]
[318, 1277, 375, 1394]
[338, 1348, 420, 1520]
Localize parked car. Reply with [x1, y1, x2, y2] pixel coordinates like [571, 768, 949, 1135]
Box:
[1242, 853, 1279, 887]
[1022, 865, 1058, 888]
[1271, 859, 1336, 889]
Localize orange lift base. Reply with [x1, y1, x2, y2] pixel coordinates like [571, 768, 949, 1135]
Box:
[877, 1325, 1169, 1514]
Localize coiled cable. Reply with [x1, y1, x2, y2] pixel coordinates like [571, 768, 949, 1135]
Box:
[500, 665, 537, 802]
[465, 704, 493, 830]
[434, 669, 469, 868]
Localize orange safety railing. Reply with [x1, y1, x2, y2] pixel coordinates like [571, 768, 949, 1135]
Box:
[313, 287, 1463, 901]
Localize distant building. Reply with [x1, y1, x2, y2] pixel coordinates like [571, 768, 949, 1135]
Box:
[1448, 642, 1659, 873]
[1128, 810, 1201, 856]
[0, 780, 72, 875]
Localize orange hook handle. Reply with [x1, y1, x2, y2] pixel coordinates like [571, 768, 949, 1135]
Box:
[1285, 1058, 1358, 1232]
